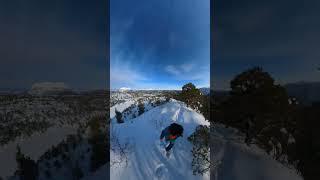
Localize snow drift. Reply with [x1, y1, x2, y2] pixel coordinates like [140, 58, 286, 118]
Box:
[110, 100, 210, 180]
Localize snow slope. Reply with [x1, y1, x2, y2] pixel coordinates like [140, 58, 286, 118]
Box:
[110, 100, 135, 119]
[210, 124, 302, 180]
[110, 100, 210, 180]
[0, 126, 76, 179]
[106, 98, 302, 180]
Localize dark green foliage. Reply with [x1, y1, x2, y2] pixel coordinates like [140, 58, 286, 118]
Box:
[53, 160, 61, 169]
[44, 170, 51, 178]
[61, 153, 69, 162]
[88, 117, 101, 141]
[90, 134, 108, 172]
[220, 67, 290, 145]
[115, 109, 123, 123]
[200, 95, 210, 122]
[155, 100, 161, 106]
[188, 125, 210, 175]
[176, 83, 210, 121]
[292, 105, 320, 180]
[88, 116, 108, 172]
[138, 100, 145, 115]
[179, 83, 202, 110]
[15, 145, 39, 180]
[45, 161, 50, 168]
[72, 162, 84, 180]
[215, 67, 320, 180]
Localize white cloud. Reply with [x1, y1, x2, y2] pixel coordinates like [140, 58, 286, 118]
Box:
[165, 64, 195, 76]
[165, 65, 180, 76]
[180, 64, 194, 72]
[110, 55, 148, 89]
[165, 64, 209, 80]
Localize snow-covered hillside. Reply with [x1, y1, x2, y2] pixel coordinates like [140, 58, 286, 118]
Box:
[0, 93, 107, 179]
[110, 100, 210, 180]
[210, 124, 302, 180]
[107, 97, 302, 180]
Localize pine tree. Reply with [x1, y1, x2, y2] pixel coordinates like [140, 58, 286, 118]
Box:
[88, 117, 108, 172]
[188, 125, 210, 175]
[115, 108, 123, 123]
[221, 67, 290, 146]
[15, 145, 39, 180]
[72, 162, 84, 180]
[179, 83, 203, 111]
[138, 100, 145, 115]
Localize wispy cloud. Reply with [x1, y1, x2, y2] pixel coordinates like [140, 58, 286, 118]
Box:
[110, 0, 210, 90]
[110, 53, 148, 89]
[165, 64, 208, 79]
[165, 65, 180, 76]
[165, 64, 195, 76]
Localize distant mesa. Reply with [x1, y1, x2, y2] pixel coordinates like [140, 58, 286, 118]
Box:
[29, 82, 75, 96]
[119, 87, 131, 92]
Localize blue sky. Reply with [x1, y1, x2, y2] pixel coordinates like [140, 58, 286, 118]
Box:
[213, 0, 320, 90]
[2, 0, 319, 91]
[110, 0, 210, 90]
[0, 0, 106, 90]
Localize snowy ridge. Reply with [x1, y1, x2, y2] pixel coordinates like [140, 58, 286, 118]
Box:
[110, 100, 210, 180]
[108, 98, 302, 180]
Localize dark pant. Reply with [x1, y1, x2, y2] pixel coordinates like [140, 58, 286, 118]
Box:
[160, 128, 174, 152]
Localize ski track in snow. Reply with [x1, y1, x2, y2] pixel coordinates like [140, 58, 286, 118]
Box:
[109, 100, 302, 180]
[110, 100, 210, 180]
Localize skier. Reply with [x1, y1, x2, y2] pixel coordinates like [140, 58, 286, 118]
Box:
[160, 123, 184, 157]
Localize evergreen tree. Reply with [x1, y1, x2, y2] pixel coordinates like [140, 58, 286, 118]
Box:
[115, 108, 123, 123]
[72, 162, 84, 180]
[138, 100, 145, 115]
[179, 83, 203, 111]
[88, 117, 108, 172]
[44, 170, 51, 179]
[88, 117, 100, 140]
[90, 134, 108, 172]
[188, 125, 210, 175]
[15, 145, 39, 180]
[221, 67, 290, 146]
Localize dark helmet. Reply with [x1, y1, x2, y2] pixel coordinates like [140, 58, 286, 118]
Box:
[169, 123, 184, 137]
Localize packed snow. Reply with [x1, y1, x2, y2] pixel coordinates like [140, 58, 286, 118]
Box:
[108, 97, 302, 180]
[110, 100, 210, 180]
[110, 100, 135, 119]
[210, 124, 302, 180]
[0, 126, 76, 179]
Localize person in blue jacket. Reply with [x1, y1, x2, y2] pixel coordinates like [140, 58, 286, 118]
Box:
[160, 123, 184, 157]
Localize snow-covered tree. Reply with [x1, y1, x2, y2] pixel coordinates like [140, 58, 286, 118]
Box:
[188, 125, 210, 175]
